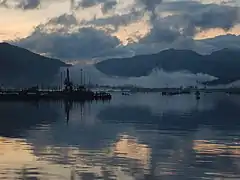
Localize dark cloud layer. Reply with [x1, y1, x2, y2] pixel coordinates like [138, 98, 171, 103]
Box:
[8, 0, 240, 60]
[83, 10, 144, 31]
[0, 0, 65, 10]
[138, 0, 163, 21]
[17, 0, 40, 9]
[101, 1, 116, 13]
[79, 0, 239, 44]
[141, 1, 240, 44]
[190, 5, 239, 30]
[75, 0, 117, 13]
[158, 1, 240, 30]
[0, 0, 8, 8]
[0, 0, 41, 9]
[48, 13, 78, 26]
[138, 0, 162, 11]
[14, 26, 120, 60]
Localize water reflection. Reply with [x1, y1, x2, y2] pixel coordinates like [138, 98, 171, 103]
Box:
[0, 93, 240, 179]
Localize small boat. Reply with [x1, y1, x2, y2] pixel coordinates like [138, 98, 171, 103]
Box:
[195, 90, 200, 100]
[122, 92, 130, 96]
[195, 91, 200, 96]
[161, 91, 167, 95]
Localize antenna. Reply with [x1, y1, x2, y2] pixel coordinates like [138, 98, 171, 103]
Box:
[60, 71, 62, 90]
[83, 70, 86, 85]
[67, 68, 70, 82]
[80, 69, 83, 85]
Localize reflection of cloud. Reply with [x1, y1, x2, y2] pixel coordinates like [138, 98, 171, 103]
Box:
[0, 137, 72, 180]
[31, 139, 150, 179]
[0, 137, 36, 164]
[113, 134, 151, 172]
[110, 93, 216, 114]
[1, 96, 240, 179]
[0, 136, 139, 180]
[194, 140, 240, 156]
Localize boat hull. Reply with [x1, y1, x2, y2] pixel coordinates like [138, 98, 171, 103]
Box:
[0, 91, 111, 102]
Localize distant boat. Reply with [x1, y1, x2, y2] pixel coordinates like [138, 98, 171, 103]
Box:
[195, 90, 200, 100]
[195, 91, 200, 96]
[162, 91, 167, 95]
[122, 92, 130, 96]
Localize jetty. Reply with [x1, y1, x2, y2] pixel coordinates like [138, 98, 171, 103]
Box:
[0, 69, 111, 102]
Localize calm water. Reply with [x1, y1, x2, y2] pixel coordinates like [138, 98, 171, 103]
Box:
[0, 93, 240, 180]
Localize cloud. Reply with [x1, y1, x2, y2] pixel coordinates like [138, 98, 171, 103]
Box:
[137, 0, 162, 11]
[0, 0, 41, 9]
[6, 0, 240, 60]
[140, 19, 182, 43]
[74, 0, 117, 13]
[79, 0, 239, 45]
[101, 0, 117, 13]
[13, 23, 120, 60]
[48, 13, 78, 26]
[76, 0, 103, 8]
[191, 6, 239, 30]
[82, 10, 144, 31]
[200, 34, 240, 50]
[0, 0, 63, 10]
[17, 0, 40, 9]
[157, 1, 240, 30]
[0, 0, 8, 7]
[139, 1, 239, 45]
[8, 12, 123, 60]
[137, 0, 162, 21]
[12, 13, 240, 61]
[131, 34, 240, 56]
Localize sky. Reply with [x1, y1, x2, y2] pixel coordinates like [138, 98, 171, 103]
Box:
[0, 0, 240, 60]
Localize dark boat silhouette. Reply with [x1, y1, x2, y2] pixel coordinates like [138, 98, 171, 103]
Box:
[0, 68, 111, 102]
[195, 90, 200, 100]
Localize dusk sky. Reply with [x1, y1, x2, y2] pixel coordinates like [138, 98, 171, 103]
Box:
[0, 0, 239, 60]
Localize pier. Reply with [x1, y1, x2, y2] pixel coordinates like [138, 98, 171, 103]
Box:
[0, 68, 112, 102]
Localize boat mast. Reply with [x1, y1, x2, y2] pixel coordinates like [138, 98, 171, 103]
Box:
[80, 69, 83, 86]
[64, 68, 73, 92]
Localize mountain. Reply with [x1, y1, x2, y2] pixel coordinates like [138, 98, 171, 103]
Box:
[0, 42, 69, 87]
[95, 48, 240, 85]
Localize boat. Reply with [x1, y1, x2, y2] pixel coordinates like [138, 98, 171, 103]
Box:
[0, 69, 112, 102]
[195, 90, 200, 100]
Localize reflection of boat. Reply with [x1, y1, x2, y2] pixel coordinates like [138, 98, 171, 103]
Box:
[0, 90, 111, 101]
[161, 88, 191, 96]
[161, 91, 180, 96]
[113, 135, 151, 172]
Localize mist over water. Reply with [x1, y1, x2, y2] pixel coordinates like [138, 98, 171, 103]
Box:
[58, 63, 218, 88]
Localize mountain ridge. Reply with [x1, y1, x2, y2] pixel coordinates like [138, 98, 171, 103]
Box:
[0, 42, 69, 87]
[95, 48, 240, 85]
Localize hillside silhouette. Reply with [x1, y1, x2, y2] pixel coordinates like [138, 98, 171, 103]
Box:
[0, 43, 68, 87]
[96, 48, 240, 85]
